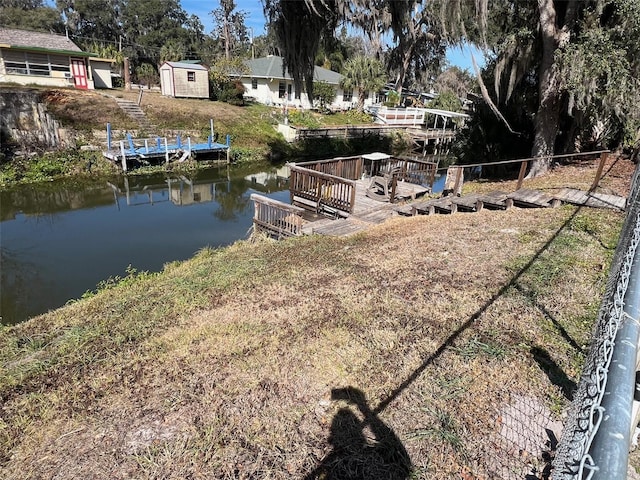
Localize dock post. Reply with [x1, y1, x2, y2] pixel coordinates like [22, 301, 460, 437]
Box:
[207, 135, 212, 148]
[188, 137, 191, 155]
[226, 134, 231, 164]
[164, 138, 169, 163]
[120, 141, 127, 172]
[516, 160, 528, 190]
[144, 139, 149, 153]
[107, 123, 111, 150]
[591, 152, 608, 191]
[210, 119, 214, 139]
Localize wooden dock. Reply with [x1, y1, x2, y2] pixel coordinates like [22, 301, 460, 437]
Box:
[251, 152, 627, 239]
[299, 178, 429, 236]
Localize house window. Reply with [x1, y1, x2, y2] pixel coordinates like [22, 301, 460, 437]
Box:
[3, 51, 69, 77]
[343, 88, 353, 102]
[251, 78, 257, 89]
[279, 81, 287, 98]
[187, 71, 196, 82]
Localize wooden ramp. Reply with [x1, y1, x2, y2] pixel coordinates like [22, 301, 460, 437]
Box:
[507, 189, 561, 208]
[256, 181, 628, 239]
[553, 188, 626, 211]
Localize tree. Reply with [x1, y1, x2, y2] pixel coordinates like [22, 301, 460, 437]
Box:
[121, 0, 191, 67]
[55, 0, 123, 44]
[312, 81, 337, 112]
[0, 0, 64, 32]
[160, 40, 186, 63]
[340, 55, 386, 112]
[440, 0, 640, 176]
[264, 0, 640, 177]
[433, 66, 476, 99]
[208, 57, 248, 102]
[210, 0, 248, 60]
[135, 63, 158, 87]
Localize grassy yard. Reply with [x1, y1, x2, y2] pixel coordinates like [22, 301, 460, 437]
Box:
[0, 158, 633, 479]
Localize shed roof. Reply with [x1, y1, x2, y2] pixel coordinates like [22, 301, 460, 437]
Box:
[163, 61, 208, 71]
[0, 27, 90, 56]
[243, 56, 343, 85]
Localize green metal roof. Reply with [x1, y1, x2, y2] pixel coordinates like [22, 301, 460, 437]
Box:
[1, 45, 96, 57]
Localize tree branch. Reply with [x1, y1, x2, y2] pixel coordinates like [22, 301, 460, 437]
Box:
[471, 51, 522, 136]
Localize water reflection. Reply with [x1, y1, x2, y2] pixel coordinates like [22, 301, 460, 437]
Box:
[0, 164, 290, 325]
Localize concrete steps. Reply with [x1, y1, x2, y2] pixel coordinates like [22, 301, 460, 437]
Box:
[115, 98, 155, 131]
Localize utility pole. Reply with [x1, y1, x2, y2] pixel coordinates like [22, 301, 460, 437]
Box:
[124, 57, 131, 91]
[250, 27, 254, 59]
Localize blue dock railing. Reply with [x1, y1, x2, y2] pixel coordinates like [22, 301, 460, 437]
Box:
[104, 121, 231, 171]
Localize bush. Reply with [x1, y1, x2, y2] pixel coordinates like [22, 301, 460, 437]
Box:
[288, 110, 321, 128]
[210, 79, 245, 105]
[343, 109, 374, 124]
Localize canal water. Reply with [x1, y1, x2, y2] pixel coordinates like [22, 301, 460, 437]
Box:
[0, 164, 290, 325]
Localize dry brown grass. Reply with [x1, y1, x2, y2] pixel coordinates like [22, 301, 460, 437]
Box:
[42, 88, 138, 130]
[464, 154, 633, 198]
[0, 159, 633, 479]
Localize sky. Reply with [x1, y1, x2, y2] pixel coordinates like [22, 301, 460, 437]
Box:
[183, 0, 485, 72]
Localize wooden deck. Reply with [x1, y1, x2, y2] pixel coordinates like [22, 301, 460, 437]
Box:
[300, 178, 429, 236]
[252, 151, 627, 239]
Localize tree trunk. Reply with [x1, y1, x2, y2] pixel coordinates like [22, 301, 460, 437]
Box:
[357, 88, 366, 112]
[224, 20, 231, 60]
[529, 0, 562, 178]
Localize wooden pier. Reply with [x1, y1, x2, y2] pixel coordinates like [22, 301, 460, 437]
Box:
[102, 121, 231, 172]
[251, 151, 627, 239]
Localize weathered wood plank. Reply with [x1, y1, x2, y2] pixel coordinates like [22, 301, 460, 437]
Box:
[451, 194, 483, 212]
[508, 189, 560, 208]
[476, 191, 514, 210]
[554, 188, 626, 210]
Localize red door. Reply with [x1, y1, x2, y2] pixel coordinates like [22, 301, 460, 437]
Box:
[70, 59, 88, 89]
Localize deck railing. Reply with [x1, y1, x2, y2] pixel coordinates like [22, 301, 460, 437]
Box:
[289, 164, 357, 215]
[375, 107, 426, 126]
[295, 125, 403, 140]
[442, 150, 611, 195]
[298, 155, 437, 188]
[298, 156, 363, 181]
[375, 156, 438, 187]
[250, 193, 306, 238]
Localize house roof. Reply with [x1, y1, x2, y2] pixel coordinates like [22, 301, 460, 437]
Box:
[162, 61, 208, 71]
[0, 27, 94, 56]
[243, 56, 343, 85]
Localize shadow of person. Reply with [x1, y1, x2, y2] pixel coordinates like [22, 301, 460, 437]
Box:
[305, 387, 411, 480]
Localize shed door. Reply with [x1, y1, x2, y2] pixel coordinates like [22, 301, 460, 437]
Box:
[71, 59, 88, 89]
[161, 69, 172, 96]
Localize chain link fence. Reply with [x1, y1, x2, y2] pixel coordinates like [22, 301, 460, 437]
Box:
[552, 162, 640, 479]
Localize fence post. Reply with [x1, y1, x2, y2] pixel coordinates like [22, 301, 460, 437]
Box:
[390, 175, 398, 204]
[453, 166, 464, 195]
[591, 152, 608, 191]
[516, 160, 528, 190]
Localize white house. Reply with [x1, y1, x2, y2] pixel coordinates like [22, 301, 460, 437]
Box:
[159, 61, 209, 99]
[239, 56, 378, 111]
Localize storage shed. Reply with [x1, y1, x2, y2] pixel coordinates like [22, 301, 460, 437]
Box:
[89, 57, 114, 89]
[160, 61, 209, 99]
